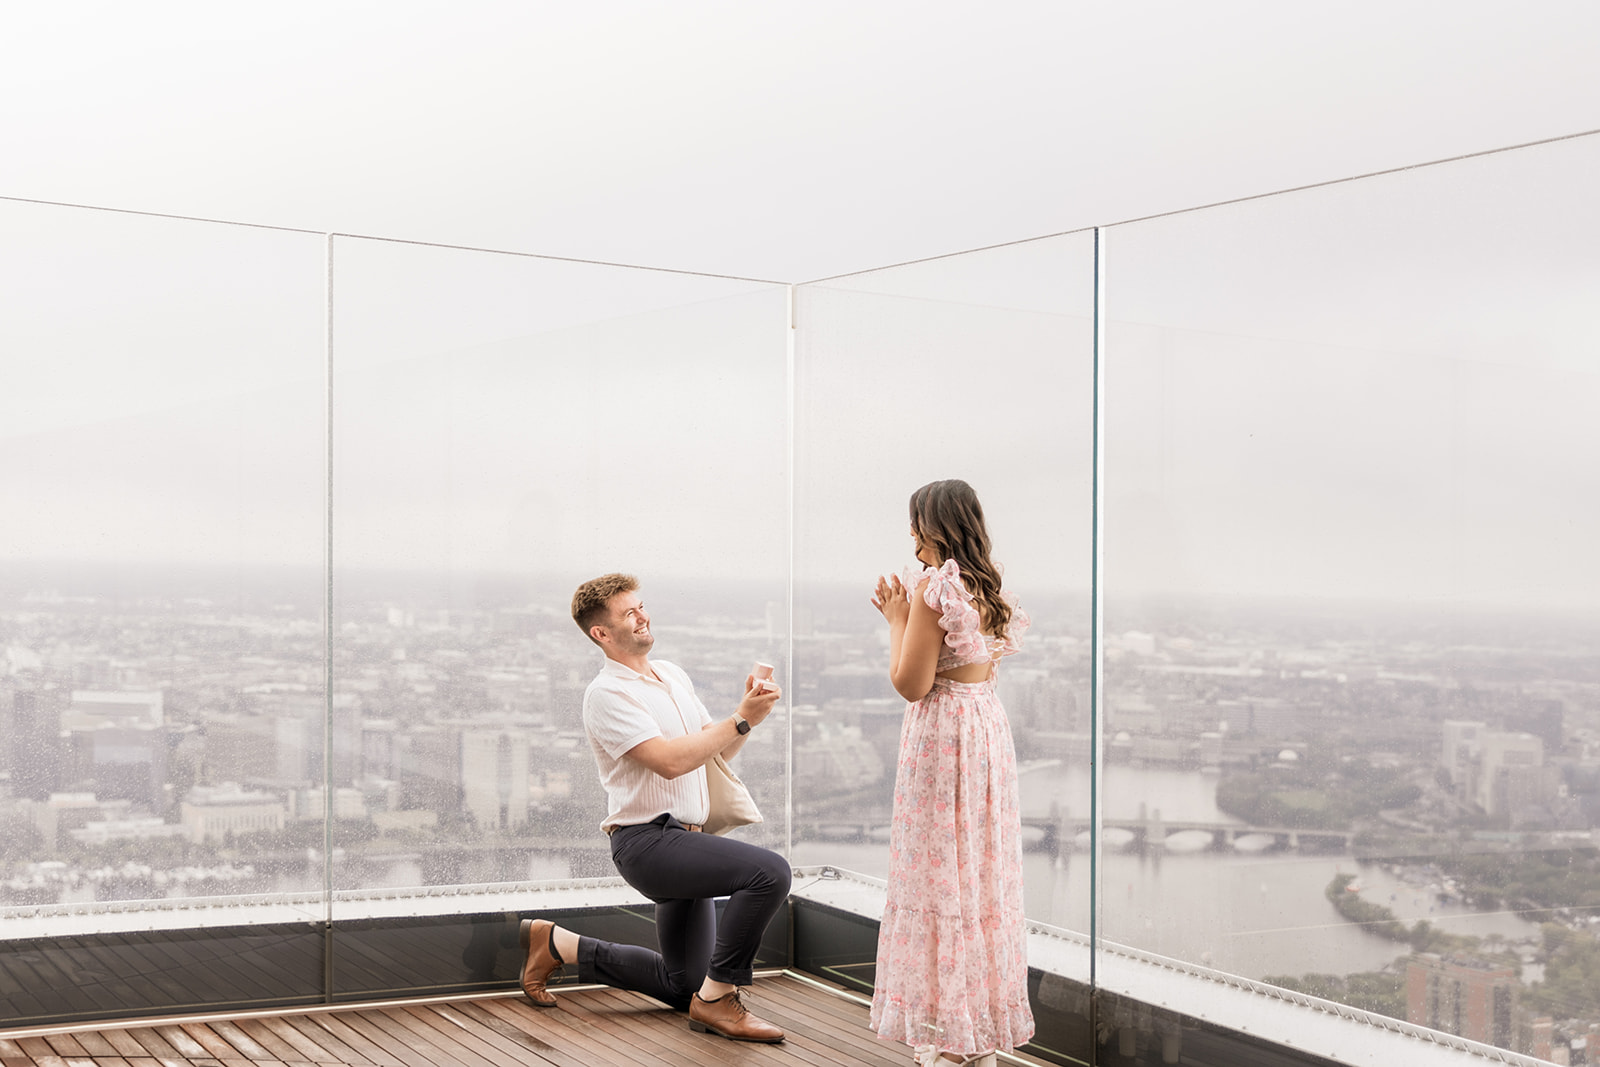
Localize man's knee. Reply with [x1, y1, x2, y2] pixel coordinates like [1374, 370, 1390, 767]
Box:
[752, 847, 792, 895]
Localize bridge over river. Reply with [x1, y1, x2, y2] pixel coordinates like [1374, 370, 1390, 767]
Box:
[799, 812, 1353, 856]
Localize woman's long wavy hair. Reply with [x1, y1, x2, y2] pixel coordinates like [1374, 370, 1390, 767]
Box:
[909, 479, 1012, 641]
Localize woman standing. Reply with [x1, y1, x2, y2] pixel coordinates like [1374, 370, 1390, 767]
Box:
[869, 479, 1035, 1067]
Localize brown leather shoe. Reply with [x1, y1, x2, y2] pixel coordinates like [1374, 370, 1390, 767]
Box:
[688, 988, 784, 1043]
[518, 919, 562, 1007]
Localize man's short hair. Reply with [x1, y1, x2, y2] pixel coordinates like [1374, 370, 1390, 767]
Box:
[572, 573, 639, 643]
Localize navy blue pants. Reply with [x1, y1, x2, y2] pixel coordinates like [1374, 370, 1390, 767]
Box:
[575, 815, 791, 1010]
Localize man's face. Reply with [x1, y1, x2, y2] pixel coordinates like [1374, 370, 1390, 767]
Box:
[600, 590, 653, 655]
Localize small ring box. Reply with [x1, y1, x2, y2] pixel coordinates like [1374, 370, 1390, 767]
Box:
[752, 662, 775, 693]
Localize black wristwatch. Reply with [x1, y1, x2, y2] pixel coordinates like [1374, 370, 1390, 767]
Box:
[733, 713, 752, 735]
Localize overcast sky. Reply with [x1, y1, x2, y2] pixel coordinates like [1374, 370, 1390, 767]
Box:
[4, 1, 1598, 280]
[3, 2, 1598, 611]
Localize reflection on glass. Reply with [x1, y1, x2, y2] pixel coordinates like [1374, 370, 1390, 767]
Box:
[0, 202, 328, 910]
[792, 235, 1096, 935]
[1103, 134, 1600, 1056]
[328, 237, 789, 902]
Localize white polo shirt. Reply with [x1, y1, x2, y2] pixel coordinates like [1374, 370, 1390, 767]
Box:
[582, 657, 713, 832]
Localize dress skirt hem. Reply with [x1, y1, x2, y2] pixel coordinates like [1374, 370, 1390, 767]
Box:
[869, 677, 1036, 1054]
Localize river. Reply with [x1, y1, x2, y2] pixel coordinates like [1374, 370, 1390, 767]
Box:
[792, 764, 1543, 981]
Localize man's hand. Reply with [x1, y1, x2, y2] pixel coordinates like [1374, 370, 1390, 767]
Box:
[624, 680, 783, 779]
[737, 674, 783, 727]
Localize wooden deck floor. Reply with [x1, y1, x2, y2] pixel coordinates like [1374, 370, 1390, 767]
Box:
[0, 972, 1055, 1067]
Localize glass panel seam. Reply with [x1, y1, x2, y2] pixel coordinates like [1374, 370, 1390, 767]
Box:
[785, 284, 797, 861]
[1089, 226, 1106, 992]
[322, 233, 336, 1002]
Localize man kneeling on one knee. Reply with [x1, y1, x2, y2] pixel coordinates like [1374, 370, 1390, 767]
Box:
[520, 573, 791, 1043]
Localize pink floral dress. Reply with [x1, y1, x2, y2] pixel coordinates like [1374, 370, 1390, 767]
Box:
[870, 559, 1036, 1055]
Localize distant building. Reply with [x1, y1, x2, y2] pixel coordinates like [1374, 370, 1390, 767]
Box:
[998, 668, 1080, 733]
[1109, 694, 1163, 734]
[202, 713, 280, 784]
[817, 665, 894, 703]
[400, 724, 462, 814]
[1242, 698, 1322, 741]
[68, 722, 168, 807]
[1441, 722, 1556, 823]
[181, 783, 286, 843]
[1440, 720, 1485, 802]
[32, 792, 102, 847]
[1407, 954, 1516, 1048]
[290, 786, 368, 821]
[9, 689, 64, 801]
[65, 690, 163, 730]
[69, 816, 187, 845]
[461, 727, 529, 831]
[794, 722, 884, 792]
[266, 693, 361, 786]
[1517, 1014, 1554, 1063]
[1478, 731, 1547, 820]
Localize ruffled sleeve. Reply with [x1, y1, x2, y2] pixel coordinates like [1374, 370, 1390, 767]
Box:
[903, 559, 986, 663]
[1000, 593, 1030, 655]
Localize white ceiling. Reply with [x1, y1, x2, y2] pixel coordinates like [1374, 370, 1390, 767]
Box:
[3, 1, 1598, 281]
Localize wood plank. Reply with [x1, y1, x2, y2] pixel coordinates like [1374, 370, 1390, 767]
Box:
[175, 1024, 244, 1062]
[204, 1021, 277, 1061]
[43, 1035, 93, 1058]
[311, 1012, 441, 1067]
[446, 1000, 594, 1067]
[252, 1017, 345, 1063]
[231, 1020, 308, 1062]
[14, 1036, 63, 1061]
[61, 1033, 119, 1058]
[284, 1016, 396, 1067]
[475, 997, 639, 1067]
[351, 1008, 497, 1067]
[393, 1004, 555, 1067]
[85, 1032, 144, 1060]
[115, 1028, 182, 1061]
[771, 983, 953, 1065]
[273, 1016, 372, 1066]
[150, 1025, 211, 1059]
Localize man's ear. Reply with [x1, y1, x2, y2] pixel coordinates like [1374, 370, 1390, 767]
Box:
[589, 624, 609, 646]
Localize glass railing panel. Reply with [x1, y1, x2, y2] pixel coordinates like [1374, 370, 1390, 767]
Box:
[793, 235, 1096, 935]
[0, 202, 327, 945]
[327, 237, 789, 936]
[1102, 132, 1600, 1058]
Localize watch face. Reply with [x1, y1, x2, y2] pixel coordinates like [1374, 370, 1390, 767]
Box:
[736, 717, 752, 734]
